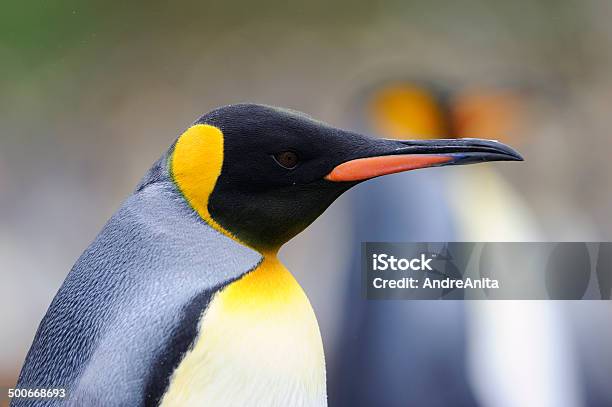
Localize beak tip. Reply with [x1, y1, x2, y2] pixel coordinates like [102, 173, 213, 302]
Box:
[500, 145, 524, 162]
[466, 139, 524, 163]
[506, 150, 524, 162]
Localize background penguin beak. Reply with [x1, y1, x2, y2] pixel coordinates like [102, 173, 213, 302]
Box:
[325, 138, 523, 182]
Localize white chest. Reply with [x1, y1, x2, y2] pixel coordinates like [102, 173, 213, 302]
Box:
[160, 258, 327, 407]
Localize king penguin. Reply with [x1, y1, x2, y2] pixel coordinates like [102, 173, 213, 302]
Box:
[14, 103, 522, 407]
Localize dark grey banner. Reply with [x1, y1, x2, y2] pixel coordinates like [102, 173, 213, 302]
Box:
[362, 243, 612, 300]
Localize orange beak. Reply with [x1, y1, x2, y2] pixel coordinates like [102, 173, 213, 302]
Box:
[324, 138, 523, 183]
[325, 155, 453, 182]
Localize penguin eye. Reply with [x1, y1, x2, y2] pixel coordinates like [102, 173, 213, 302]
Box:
[273, 151, 300, 169]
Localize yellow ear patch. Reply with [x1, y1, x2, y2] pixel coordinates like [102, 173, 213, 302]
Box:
[170, 124, 235, 241]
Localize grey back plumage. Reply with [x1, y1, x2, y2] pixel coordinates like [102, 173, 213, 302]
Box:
[14, 154, 262, 406]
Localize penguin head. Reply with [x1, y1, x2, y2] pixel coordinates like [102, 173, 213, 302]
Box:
[169, 104, 522, 252]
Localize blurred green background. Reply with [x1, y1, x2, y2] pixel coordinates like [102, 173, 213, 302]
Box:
[2, 0, 612, 405]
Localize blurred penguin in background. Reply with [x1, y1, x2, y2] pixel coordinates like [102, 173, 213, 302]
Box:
[325, 78, 582, 407]
[329, 80, 475, 407]
[448, 85, 582, 407]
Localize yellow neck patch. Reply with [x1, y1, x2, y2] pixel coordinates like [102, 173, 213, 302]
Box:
[220, 256, 308, 311]
[160, 257, 327, 406]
